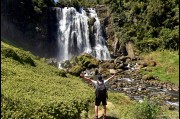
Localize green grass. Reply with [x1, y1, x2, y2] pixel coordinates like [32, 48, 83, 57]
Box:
[140, 50, 179, 85]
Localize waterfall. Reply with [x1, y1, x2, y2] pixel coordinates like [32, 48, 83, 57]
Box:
[52, 7, 111, 62]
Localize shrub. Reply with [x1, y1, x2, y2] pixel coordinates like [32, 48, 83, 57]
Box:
[132, 98, 161, 119]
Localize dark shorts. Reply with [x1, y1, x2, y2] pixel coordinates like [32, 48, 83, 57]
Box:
[95, 97, 107, 106]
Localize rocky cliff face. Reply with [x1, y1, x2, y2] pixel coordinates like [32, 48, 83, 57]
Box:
[1, 0, 56, 58]
[95, 5, 135, 59]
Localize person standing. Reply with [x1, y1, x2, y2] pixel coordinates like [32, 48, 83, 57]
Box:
[80, 70, 116, 119]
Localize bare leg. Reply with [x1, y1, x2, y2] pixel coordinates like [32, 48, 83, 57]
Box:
[95, 105, 98, 118]
[103, 105, 106, 117]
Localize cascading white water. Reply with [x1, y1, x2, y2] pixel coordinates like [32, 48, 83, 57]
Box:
[53, 7, 111, 64]
[88, 8, 111, 60]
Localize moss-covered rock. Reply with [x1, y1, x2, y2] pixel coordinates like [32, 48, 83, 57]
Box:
[99, 61, 115, 69]
[88, 17, 96, 26]
[68, 65, 85, 76]
[77, 53, 99, 69]
[70, 56, 79, 66]
[61, 60, 72, 68]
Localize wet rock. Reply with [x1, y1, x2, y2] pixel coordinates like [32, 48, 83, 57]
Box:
[164, 96, 171, 100]
[122, 88, 129, 91]
[100, 61, 115, 69]
[109, 69, 117, 74]
[172, 86, 179, 91]
[142, 75, 149, 80]
[135, 64, 144, 70]
[143, 67, 152, 72]
[116, 69, 123, 73]
[46, 58, 58, 67]
[169, 105, 177, 110]
[68, 65, 85, 76]
[61, 60, 72, 68]
[138, 61, 147, 67]
[147, 60, 157, 66]
[115, 63, 124, 69]
[111, 85, 117, 89]
[125, 58, 131, 64]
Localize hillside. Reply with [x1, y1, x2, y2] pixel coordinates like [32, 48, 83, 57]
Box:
[1, 41, 95, 118]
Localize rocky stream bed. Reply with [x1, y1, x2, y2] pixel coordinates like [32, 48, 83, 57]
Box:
[46, 53, 179, 110]
[83, 67, 179, 111]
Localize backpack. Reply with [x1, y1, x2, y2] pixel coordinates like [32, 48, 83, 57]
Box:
[95, 81, 108, 99]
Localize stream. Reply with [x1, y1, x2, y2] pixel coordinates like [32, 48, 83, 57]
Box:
[107, 77, 179, 110]
[83, 69, 179, 110]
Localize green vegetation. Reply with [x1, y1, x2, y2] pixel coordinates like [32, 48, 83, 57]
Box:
[87, 92, 179, 119]
[107, 0, 179, 52]
[1, 41, 179, 118]
[1, 41, 95, 119]
[140, 50, 179, 85]
[132, 98, 161, 119]
[1, 0, 179, 118]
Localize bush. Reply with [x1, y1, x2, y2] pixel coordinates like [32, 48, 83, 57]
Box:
[136, 38, 162, 52]
[132, 98, 161, 119]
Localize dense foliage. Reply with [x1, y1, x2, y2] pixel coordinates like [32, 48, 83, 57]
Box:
[107, 0, 179, 52]
[54, 0, 179, 52]
[1, 41, 94, 119]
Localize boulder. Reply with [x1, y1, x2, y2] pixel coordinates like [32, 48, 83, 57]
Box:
[99, 61, 115, 69]
[109, 69, 117, 74]
[68, 65, 85, 76]
[125, 40, 135, 59]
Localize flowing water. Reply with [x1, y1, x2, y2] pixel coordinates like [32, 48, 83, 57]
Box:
[108, 77, 179, 110]
[83, 69, 179, 110]
[51, 7, 111, 65]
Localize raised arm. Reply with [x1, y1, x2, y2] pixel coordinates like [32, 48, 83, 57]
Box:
[80, 73, 92, 82]
[105, 73, 116, 82]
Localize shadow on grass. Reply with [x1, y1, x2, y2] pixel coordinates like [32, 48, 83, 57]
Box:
[98, 115, 119, 119]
